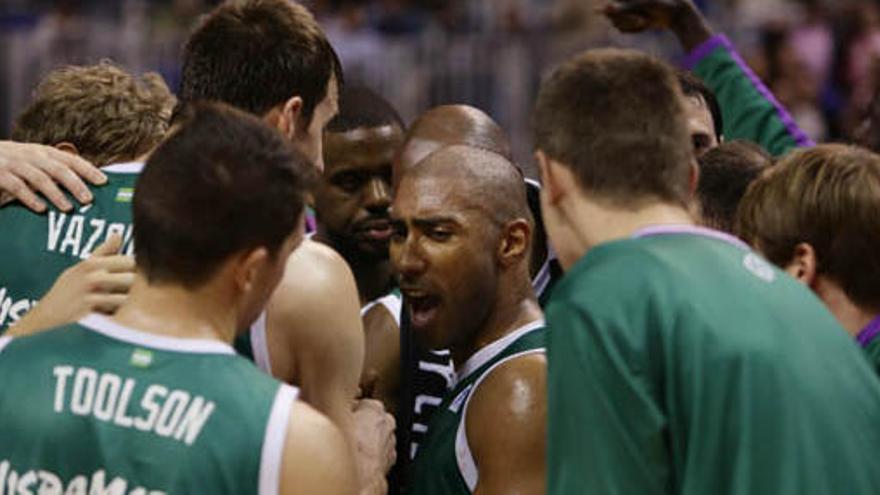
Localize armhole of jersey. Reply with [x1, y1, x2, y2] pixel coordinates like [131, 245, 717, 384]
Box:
[455, 348, 546, 493]
[361, 294, 403, 327]
[251, 312, 273, 375]
[259, 384, 299, 495]
[0, 336, 12, 355]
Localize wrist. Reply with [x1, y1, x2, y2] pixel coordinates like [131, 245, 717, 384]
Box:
[670, 3, 714, 52]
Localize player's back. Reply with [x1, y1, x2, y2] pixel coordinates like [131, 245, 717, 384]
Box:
[547, 227, 880, 494]
[0, 162, 141, 331]
[0, 313, 295, 494]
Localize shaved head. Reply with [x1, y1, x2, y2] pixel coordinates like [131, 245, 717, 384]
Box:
[397, 105, 513, 176]
[402, 144, 530, 227]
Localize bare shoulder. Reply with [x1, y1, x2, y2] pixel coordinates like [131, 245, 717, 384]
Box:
[280, 239, 357, 293]
[281, 400, 357, 495]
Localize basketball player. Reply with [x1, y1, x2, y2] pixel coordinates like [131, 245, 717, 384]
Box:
[0, 102, 355, 495]
[0, 63, 174, 332]
[534, 48, 880, 494]
[178, 2, 394, 491]
[737, 144, 880, 375]
[392, 145, 545, 494]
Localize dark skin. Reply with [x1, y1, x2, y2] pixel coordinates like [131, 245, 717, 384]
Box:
[315, 124, 405, 305]
[602, 0, 713, 52]
[390, 145, 545, 494]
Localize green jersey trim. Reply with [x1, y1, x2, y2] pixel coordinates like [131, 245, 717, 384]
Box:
[250, 311, 273, 374]
[0, 336, 11, 354]
[101, 161, 145, 174]
[455, 347, 546, 491]
[361, 290, 403, 326]
[456, 319, 544, 384]
[80, 314, 236, 355]
[259, 384, 298, 495]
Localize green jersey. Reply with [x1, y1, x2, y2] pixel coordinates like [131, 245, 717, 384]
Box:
[547, 225, 880, 495]
[0, 313, 297, 495]
[857, 316, 880, 376]
[0, 162, 142, 332]
[410, 320, 545, 495]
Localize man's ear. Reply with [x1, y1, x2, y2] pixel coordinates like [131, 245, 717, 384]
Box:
[234, 246, 271, 295]
[54, 142, 80, 156]
[497, 218, 531, 268]
[784, 242, 818, 286]
[278, 96, 305, 140]
[535, 150, 566, 205]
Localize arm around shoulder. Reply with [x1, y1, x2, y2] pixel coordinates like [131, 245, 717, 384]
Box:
[467, 352, 547, 495]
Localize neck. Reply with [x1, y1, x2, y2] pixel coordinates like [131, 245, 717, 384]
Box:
[350, 257, 395, 305]
[814, 276, 879, 338]
[112, 275, 239, 344]
[561, 196, 694, 267]
[453, 275, 542, 367]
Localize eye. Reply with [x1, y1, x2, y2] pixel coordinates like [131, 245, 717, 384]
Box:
[692, 134, 712, 154]
[427, 228, 452, 242]
[390, 223, 407, 243]
[331, 171, 364, 193]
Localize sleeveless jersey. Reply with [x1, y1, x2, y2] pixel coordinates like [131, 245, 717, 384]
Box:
[0, 314, 297, 495]
[0, 162, 142, 332]
[409, 320, 545, 495]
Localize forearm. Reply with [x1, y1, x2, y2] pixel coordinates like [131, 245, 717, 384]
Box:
[669, 2, 713, 53]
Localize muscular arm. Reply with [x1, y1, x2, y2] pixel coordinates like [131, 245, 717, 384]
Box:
[467, 353, 547, 495]
[281, 400, 357, 495]
[361, 304, 401, 415]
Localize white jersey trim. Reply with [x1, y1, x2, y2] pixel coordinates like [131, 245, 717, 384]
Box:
[360, 293, 403, 327]
[455, 319, 544, 385]
[251, 311, 272, 374]
[455, 348, 546, 492]
[0, 336, 12, 355]
[259, 384, 299, 495]
[80, 314, 236, 355]
[101, 161, 145, 174]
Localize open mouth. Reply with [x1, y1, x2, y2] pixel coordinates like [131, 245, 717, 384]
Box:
[403, 291, 441, 329]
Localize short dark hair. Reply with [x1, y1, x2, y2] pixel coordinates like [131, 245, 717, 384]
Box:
[678, 70, 724, 141]
[325, 85, 404, 134]
[736, 144, 880, 311]
[533, 48, 693, 207]
[180, 0, 343, 124]
[134, 102, 315, 287]
[697, 140, 770, 233]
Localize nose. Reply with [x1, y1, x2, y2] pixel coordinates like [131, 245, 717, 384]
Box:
[363, 177, 391, 214]
[392, 232, 426, 279]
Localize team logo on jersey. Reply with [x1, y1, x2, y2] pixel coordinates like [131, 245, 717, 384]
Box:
[115, 188, 134, 203]
[743, 253, 776, 283]
[130, 348, 153, 368]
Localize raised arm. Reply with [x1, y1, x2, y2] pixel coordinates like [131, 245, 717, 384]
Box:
[604, 0, 813, 155]
[467, 353, 547, 495]
[0, 141, 106, 212]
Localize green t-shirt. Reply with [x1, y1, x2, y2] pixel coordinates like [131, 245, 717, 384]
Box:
[0, 162, 142, 332]
[0, 314, 296, 494]
[409, 320, 545, 495]
[546, 225, 880, 495]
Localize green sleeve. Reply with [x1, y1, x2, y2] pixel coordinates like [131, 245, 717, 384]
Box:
[683, 35, 814, 157]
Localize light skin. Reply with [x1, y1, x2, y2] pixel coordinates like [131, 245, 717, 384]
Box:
[262, 76, 397, 494]
[390, 147, 545, 493]
[535, 150, 697, 270]
[782, 243, 878, 338]
[684, 95, 719, 157]
[0, 140, 106, 212]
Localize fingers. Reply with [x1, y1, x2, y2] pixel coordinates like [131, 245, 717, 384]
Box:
[91, 234, 123, 257]
[10, 159, 73, 212]
[0, 172, 47, 212]
[42, 157, 94, 205]
[44, 146, 106, 186]
[87, 272, 136, 293]
[87, 293, 129, 315]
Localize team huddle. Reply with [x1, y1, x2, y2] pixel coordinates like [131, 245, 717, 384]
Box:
[1, 0, 880, 494]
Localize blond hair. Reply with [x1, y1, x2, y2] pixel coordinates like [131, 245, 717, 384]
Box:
[13, 62, 175, 166]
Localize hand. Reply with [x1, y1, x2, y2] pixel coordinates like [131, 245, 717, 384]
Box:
[352, 398, 396, 495]
[602, 0, 712, 51]
[7, 235, 135, 337]
[0, 141, 106, 213]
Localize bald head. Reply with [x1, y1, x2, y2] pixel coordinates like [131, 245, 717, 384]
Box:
[397, 105, 513, 176]
[401, 144, 529, 226]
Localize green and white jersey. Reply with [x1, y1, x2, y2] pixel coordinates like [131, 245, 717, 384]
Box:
[409, 320, 545, 495]
[0, 162, 142, 332]
[547, 225, 880, 495]
[0, 314, 298, 495]
[361, 288, 402, 326]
